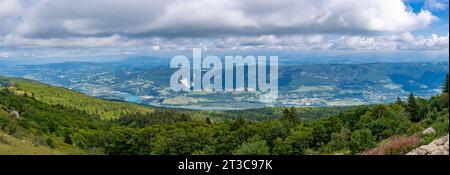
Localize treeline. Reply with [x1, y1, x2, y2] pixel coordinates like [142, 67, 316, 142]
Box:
[217, 106, 350, 121]
[0, 76, 449, 155]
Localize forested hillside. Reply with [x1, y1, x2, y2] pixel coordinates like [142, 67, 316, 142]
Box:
[1, 77, 154, 119]
[0, 76, 448, 155]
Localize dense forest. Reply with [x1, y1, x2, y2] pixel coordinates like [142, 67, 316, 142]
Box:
[0, 75, 449, 155]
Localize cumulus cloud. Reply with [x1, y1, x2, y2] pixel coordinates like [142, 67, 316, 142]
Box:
[0, 0, 438, 38]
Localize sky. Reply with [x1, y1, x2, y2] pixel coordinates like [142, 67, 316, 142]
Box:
[0, 0, 448, 60]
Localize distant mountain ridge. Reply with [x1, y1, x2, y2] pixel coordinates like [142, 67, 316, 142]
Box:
[0, 59, 448, 110]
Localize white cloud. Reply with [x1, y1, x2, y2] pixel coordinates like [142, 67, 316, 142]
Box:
[0, 0, 437, 38]
[330, 33, 449, 50]
[425, 0, 449, 11]
[0, 0, 447, 55]
[0, 0, 22, 35]
[198, 33, 449, 51]
[1, 33, 448, 59]
[0, 34, 142, 48]
[2, 33, 448, 52]
[0, 0, 21, 17]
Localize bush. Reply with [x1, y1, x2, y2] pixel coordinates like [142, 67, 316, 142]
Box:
[272, 138, 293, 155]
[0, 117, 10, 129]
[46, 137, 55, 148]
[360, 135, 420, 155]
[285, 125, 313, 154]
[0, 135, 9, 144]
[326, 127, 351, 151]
[0, 117, 17, 136]
[349, 129, 376, 153]
[431, 113, 449, 137]
[234, 136, 270, 155]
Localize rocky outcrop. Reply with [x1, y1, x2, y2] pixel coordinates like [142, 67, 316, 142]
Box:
[422, 127, 436, 135]
[406, 135, 449, 155]
[10, 110, 20, 119]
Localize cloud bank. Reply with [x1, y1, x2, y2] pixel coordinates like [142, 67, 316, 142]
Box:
[1, 0, 437, 37]
[0, 0, 448, 56]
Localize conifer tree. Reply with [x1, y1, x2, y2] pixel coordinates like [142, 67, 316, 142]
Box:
[206, 117, 212, 125]
[407, 92, 419, 122]
[395, 97, 403, 106]
[282, 107, 300, 124]
[442, 74, 449, 93]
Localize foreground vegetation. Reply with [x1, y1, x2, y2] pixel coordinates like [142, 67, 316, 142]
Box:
[0, 76, 448, 155]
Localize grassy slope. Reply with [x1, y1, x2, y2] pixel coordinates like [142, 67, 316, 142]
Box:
[0, 108, 87, 155]
[0, 130, 87, 155]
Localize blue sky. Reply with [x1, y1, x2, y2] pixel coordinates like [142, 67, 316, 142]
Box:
[407, 0, 449, 35]
[0, 0, 448, 60]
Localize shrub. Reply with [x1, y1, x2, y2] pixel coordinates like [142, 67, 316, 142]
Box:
[45, 137, 55, 148]
[0, 135, 9, 144]
[0, 117, 10, 129]
[234, 136, 270, 155]
[285, 125, 313, 154]
[272, 138, 293, 155]
[360, 135, 420, 155]
[349, 129, 376, 153]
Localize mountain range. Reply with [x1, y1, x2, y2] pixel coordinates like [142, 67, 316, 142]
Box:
[0, 58, 448, 110]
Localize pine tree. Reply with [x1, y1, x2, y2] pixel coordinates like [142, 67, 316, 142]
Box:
[442, 74, 449, 93]
[231, 117, 247, 130]
[407, 92, 419, 122]
[206, 117, 212, 125]
[282, 107, 300, 124]
[180, 114, 190, 121]
[395, 97, 403, 106]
